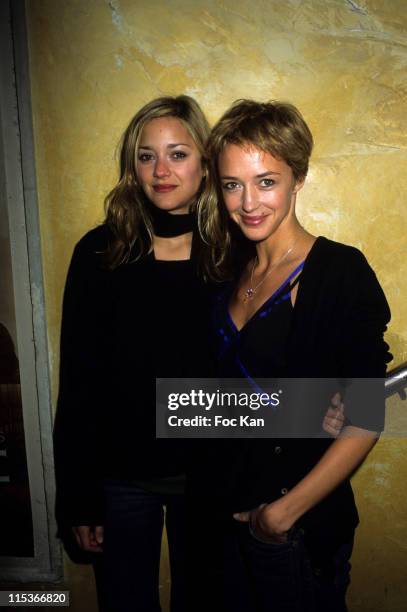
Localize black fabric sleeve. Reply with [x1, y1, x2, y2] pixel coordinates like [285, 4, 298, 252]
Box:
[338, 248, 392, 430]
[53, 226, 112, 533]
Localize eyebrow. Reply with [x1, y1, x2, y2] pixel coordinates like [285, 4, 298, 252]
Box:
[220, 171, 281, 179]
[139, 143, 192, 149]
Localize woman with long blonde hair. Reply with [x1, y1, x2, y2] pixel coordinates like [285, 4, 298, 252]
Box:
[54, 95, 214, 612]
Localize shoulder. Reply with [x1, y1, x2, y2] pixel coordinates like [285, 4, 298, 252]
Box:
[303, 236, 385, 291]
[64, 225, 115, 297]
[67, 224, 120, 281]
[303, 236, 390, 321]
[72, 224, 112, 261]
[306, 236, 370, 271]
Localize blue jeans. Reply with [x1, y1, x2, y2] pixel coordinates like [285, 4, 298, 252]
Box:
[94, 481, 186, 612]
[222, 521, 353, 612]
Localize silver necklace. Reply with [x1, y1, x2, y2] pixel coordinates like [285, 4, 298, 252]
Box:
[243, 244, 296, 303]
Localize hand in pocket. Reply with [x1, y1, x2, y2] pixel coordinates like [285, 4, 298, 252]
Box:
[234, 503, 289, 544]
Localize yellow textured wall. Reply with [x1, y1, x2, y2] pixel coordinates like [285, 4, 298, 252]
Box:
[25, 1, 406, 610]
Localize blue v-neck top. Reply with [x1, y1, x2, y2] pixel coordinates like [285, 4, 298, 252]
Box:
[214, 261, 305, 384]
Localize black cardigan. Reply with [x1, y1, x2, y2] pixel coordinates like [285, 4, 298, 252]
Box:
[54, 226, 115, 530]
[189, 237, 392, 556]
[53, 225, 214, 531]
[286, 236, 391, 379]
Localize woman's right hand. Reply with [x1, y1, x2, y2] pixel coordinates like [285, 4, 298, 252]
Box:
[72, 525, 104, 552]
[234, 502, 291, 544]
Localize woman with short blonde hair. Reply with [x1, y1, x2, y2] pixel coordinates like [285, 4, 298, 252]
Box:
[198, 99, 391, 612]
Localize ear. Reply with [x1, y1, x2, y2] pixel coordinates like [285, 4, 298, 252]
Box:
[293, 176, 305, 193]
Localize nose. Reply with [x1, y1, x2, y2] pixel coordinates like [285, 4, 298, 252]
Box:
[242, 185, 258, 213]
[153, 156, 171, 179]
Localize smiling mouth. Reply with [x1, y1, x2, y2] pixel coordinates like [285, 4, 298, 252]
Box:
[153, 184, 177, 193]
[241, 215, 267, 226]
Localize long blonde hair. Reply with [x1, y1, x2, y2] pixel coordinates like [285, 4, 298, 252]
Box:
[105, 95, 211, 268]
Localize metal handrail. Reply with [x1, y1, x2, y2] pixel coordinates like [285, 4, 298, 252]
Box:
[385, 362, 407, 400]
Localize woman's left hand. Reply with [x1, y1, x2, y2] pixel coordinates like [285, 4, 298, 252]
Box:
[233, 502, 292, 543]
[323, 392, 345, 437]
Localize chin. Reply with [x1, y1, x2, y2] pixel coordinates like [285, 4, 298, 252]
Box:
[237, 224, 274, 243]
[152, 200, 189, 214]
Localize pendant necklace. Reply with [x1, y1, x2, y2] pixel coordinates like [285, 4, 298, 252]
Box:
[243, 243, 296, 303]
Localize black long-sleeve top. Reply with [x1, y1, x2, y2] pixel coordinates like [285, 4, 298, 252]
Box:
[190, 237, 392, 557]
[53, 225, 214, 529]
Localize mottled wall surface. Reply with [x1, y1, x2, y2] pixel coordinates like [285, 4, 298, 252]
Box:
[25, 1, 406, 610]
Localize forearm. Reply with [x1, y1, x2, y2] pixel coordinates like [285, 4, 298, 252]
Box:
[272, 427, 378, 532]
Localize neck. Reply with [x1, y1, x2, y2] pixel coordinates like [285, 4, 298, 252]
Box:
[255, 219, 305, 270]
[153, 232, 193, 261]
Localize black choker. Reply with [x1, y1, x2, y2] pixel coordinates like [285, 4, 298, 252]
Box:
[149, 204, 196, 238]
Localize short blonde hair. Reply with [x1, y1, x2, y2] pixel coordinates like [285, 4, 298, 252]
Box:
[198, 100, 313, 280]
[209, 99, 313, 181]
